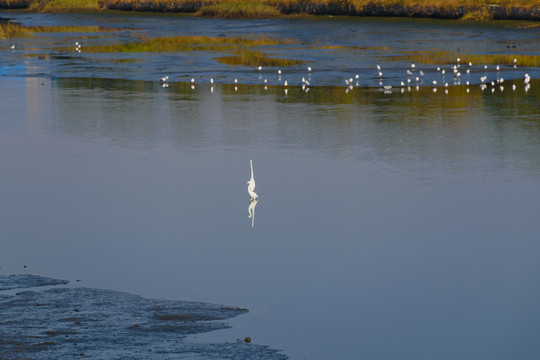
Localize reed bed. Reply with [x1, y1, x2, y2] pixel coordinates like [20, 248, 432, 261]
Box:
[1, 0, 538, 20]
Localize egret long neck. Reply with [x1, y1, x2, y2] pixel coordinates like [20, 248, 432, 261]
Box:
[250, 160, 254, 180]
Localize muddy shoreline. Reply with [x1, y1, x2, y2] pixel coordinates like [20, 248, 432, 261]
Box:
[0, 274, 287, 359]
[1, 0, 539, 21]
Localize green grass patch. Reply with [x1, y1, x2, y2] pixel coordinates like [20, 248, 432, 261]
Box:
[1, 21, 121, 39]
[80, 35, 296, 53]
[196, 1, 281, 18]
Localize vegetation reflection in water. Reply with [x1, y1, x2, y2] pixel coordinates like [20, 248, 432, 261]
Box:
[51, 77, 540, 140]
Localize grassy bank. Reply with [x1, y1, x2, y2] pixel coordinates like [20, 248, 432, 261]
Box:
[1, 0, 539, 20]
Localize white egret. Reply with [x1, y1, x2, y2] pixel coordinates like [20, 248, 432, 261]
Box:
[307, 67, 312, 72]
[247, 160, 258, 200]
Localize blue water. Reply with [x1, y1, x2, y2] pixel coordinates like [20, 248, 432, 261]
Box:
[1, 12, 540, 360]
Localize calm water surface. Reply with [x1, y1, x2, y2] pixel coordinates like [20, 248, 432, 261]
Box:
[1, 12, 540, 360]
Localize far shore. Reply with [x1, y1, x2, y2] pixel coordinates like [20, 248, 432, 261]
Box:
[0, 0, 539, 21]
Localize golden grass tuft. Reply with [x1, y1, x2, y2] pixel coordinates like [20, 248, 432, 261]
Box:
[26, 0, 101, 12]
[215, 49, 302, 66]
[196, 1, 281, 18]
[460, 7, 494, 21]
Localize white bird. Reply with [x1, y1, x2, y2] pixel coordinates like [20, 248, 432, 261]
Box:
[307, 67, 312, 72]
[247, 160, 258, 200]
[210, 78, 214, 84]
[191, 78, 195, 83]
[377, 64, 381, 71]
[258, 66, 262, 71]
[160, 76, 169, 82]
[10, 45, 15, 49]
[278, 69, 282, 75]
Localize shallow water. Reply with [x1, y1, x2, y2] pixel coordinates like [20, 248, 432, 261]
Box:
[1, 12, 540, 360]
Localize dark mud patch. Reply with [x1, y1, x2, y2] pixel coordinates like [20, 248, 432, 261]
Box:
[0, 274, 69, 291]
[0, 274, 287, 359]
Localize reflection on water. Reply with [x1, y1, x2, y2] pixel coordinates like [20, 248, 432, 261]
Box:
[248, 198, 258, 228]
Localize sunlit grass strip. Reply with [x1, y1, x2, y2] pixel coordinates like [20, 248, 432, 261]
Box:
[0, 22, 122, 39]
[79, 35, 296, 53]
[215, 49, 302, 66]
[27, 0, 101, 12]
[196, 1, 281, 18]
[2, 0, 539, 18]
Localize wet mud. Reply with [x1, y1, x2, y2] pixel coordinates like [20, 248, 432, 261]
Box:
[0, 274, 287, 360]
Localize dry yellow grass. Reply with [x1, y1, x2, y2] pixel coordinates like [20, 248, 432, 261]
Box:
[1, 0, 539, 18]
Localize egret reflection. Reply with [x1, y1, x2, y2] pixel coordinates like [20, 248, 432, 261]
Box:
[248, 198, 258, 228]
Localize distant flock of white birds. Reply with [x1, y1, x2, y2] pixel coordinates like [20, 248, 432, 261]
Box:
[158, 57, 533, 95]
